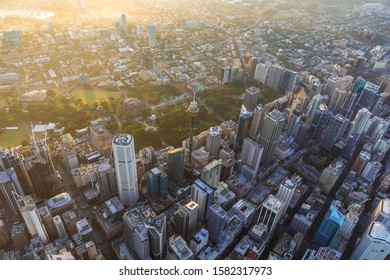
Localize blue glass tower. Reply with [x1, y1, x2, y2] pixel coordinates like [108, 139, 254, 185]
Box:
[313, 204, 345, 248]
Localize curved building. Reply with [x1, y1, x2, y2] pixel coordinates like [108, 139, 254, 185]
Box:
[112, 134, 139, 207]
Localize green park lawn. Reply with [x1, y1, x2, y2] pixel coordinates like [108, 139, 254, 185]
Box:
[0, 121, 31, 148]
[71, 89, 122, 106]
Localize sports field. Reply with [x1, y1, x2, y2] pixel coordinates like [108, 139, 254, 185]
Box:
[0, 121, 30, 148]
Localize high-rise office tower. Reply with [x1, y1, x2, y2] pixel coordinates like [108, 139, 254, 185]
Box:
[201, 160, 222, 188]
[348, 107, 371, 137]
[340, 133, 359, 160]
[323, 76, 341, 97]
[167, 148, 184, 181]
[0, 151, 32, 195]
[351, 199, 390, 260]
[167, 235, 194, 260]
[240, 137, 263, 178]
[249, 104, 267, 141]
[352, 81, 380, 120]
[276, 175, 302, 218]
[339, 76, 366, 119]
[243, 87, 260, 111]
[115, 20, 121, 33]
[306, 94, 326, 121]
[123, 208, 150, 259]
[121, 13, 127, 34]
[254, 62, 270, 84]
[308, 77, 321, 99]
[38, 206, 59, 242]
[328, 88, 347, 114]
[146, 167, 168, 200]
[280, 69, 297, 93]
[361, 162, 382, 183]
[318, 158, 347, 195]
[0, 168, 24, 215]
[112, 134, 139, 207]
[286, 109, 301, 137]
[266, 65, 284, 91]
[53, 215, 67, 238]
[295, 88, 310, 112]
[24, 155, 52, 199]
[248, 57, 259, 79]
[94, 162, 117, 200]
[365, 116, 383, 138]
[234, 105, 253, 154]
[206, 126, 222, 160]
[207, 204, 226, 244]
[220, 66, 231, 85]
[191, 179, 214, 222]
[351, 151, 371, 177]
[258, 110, 285, 164]
[310, 104, 331, 141]
[257, 195, 284, 234]
[230, 66, 243, 82]
[313, 204, 345, 248]
[171, 201, 199, 241]
[123, 204, 166, 260]
[149, 24, 157, 47]
[17, 195, 49, 245]
[275, 97, 288, 112]
[320, 114, 349, 151]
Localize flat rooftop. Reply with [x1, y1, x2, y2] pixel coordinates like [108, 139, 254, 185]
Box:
[264, 195, 284, 211]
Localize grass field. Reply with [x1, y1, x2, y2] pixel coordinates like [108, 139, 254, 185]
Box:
[0, 121, 31, 148]
[71, 89, 122, 106]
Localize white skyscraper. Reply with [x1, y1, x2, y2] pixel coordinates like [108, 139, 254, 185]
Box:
[149, 24, 157, 47]
[348, 107, 371, 137]
[351, 199, 390, 260]
[240, 137, 263, 176]
[276, 175, 301, 217]
[206, 126, 222, 160]
[17, 195, 49, 245]
[257, 195, 284, 234]
[112, 134, 139, 207]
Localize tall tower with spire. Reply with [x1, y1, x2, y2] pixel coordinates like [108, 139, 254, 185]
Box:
[186, 93, 199, 169]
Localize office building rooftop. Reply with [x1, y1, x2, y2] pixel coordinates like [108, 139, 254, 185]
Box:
[112, 134, 133, 146]
[264, 195, 284, 211]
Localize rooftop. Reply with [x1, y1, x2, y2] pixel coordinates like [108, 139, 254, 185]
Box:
[264, 195, 284, 212]
[381, 199, 390, 215]
[369, 222, 390, 243]
[90, 122, 108, 134]
[47, 192, 73, 209]
[113, 134, 133, 146]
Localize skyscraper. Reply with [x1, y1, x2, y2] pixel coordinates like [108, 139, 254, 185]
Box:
[112, 134, 139, 207]
[313, 204, 345, 249]
[234, 105, 253, 154]
[348, 107, 371, 137]
[320, 114, 349, 151]
[258, 110, 285, 164]
[306, 94, 326, 121]
[310, 104, 331, 141]
[0, 168, 24, 215]
[339, 76, 366, 119]
[200, 160, 222, 188]
[191, 179, 215, 222]
[146, 167, 168, 200]
[94, 162, 117, 200]
[351, 151, 371, 177]
[352, 81, 380, 119]
[167, 148, 184, 181]
[206, 126, 222, 160]
[280, 69, 297, 93]
[243, 87, 260, 111]
[207, 204, 226, 244]
[121, 13, 127, 34]
[323, 76, 341, 97]
[351, 199, 390, 260]
[286, 109, 301, 137]
[240, 137, 263, 178]
[149, 24, 157, 47]
[266, 65, 284, 91]
[89, 121, 113, 156]
[17, 195, 49, 245]
[254, 62, 270, 84]
[328, 88, 347, 114]
[361, 162, 382, 183]
[249, 104, 267, 141]
[257, 195, 284, 234]
[171, 201, 199, 241]
[276, 175, 302, 218]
